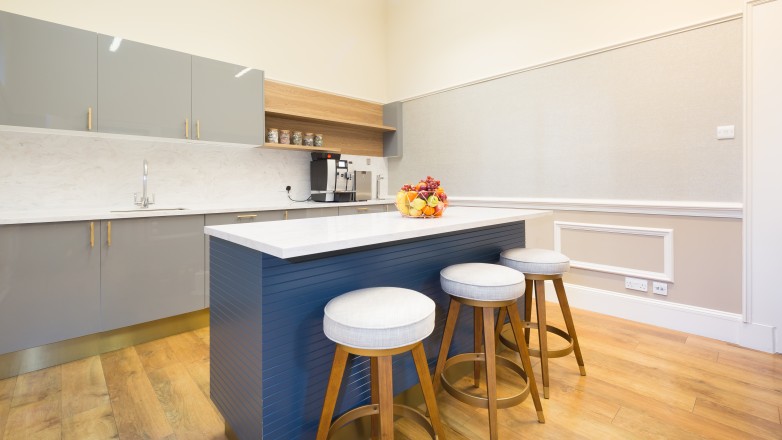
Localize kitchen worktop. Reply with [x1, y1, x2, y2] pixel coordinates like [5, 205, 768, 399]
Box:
[205, 206, 550, 259]
[0, 199, 394, 225]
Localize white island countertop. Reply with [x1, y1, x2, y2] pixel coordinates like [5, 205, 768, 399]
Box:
[204, 207, 551, 259]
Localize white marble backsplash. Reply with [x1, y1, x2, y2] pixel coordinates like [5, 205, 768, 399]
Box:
[0, 128, 389, 212]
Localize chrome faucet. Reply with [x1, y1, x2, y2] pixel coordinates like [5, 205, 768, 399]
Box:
[134, 159, 155, 208]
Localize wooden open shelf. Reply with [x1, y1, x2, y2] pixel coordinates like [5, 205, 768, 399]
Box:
[264, 80, 394, 156]
[260, 142, 341, 153]
[265, 108, 395, 133]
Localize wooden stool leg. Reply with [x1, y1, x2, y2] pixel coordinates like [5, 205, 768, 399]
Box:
[371, 357, 380, 440]
[534, 279, 550, 399]
[524, 279, 533, 344]
[493, 307, 507, 348]
[482, 307, 499, 440]
[433, 299, 461, 396]
[377, 355, 394, 439]
[317, 345, 350, 440]
[554, 278, 586, 376]
[507, 305, 545, 423]
[474, 307, 484, 388]
[412, 343, 446, 440]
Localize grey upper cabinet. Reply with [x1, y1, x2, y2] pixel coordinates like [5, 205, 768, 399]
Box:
[97, 35, 192, 138]
[192, 56, 264, 144]
[0, 11, 97, 131]
[383, 101, 403, 157]
[100, 216, 205, 331]
[0, 222, 101, 355]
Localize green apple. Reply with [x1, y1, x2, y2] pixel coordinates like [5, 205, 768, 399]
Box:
[411, 198, 427, 211]
[427, 195, 439, 207]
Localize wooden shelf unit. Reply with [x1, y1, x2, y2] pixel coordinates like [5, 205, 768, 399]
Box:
[261, 142, 341, 153]
[263, 80, 394, 157]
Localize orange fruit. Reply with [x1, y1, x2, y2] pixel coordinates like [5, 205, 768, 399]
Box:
[406, 191, 418, 202]
[423, 206, 435, 216]
[434, 210, 443, 217]
[436, 187, 445, 195]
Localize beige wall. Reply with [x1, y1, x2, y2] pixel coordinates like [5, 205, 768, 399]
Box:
[526, 211, 742, 313]
[0, 0, 388, 102]
[386, 0, 743, 101]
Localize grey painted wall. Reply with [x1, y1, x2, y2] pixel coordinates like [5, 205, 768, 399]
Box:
[389, 19, 742, 202]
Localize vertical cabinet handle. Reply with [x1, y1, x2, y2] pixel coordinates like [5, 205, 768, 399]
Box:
[107, 221, 112, 246]
[90, 222, 94, 248]
[185, 118, 190, 139]
[196, 120, 201, 140]
[284, 210, 288, 220]
[87, 107, 93, 131]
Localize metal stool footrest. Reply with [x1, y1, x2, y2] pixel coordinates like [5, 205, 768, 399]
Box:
[440, 352, 531, 409]
[327, 403, 437, 439]
[499, 322, 575, 358]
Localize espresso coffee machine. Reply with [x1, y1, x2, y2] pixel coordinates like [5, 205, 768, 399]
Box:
[310, 153, 354, 202]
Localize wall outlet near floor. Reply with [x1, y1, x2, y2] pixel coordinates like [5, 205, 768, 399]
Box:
[653, 281, 668, 296]
[625, 277, 648, 292]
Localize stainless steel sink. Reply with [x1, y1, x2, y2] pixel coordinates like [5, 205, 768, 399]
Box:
[110, 207, 188, 213]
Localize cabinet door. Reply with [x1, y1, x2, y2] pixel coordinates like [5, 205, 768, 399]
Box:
[97, 35, 191, 138]
[0, 222, 100, 355]
[0, 11, 97, 131]
[192, 56, 264, 144]
[100, 216, 205, 330]
[337, 205, 389, 216]
[287, 207, 340, 219]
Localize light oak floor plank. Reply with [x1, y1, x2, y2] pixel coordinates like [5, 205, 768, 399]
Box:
[100, 347, 175, 440]
[1, 303, 781, 439]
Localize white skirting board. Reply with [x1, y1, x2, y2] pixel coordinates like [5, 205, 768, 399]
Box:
[542, 282, 776, 353]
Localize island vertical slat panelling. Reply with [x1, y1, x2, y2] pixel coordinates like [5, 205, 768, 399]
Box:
[210, 222, 525, 439]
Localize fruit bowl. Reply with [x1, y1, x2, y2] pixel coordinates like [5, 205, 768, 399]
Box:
[395, 176, 448, 218]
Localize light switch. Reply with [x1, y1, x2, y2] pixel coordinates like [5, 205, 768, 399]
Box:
[717, 125, 735, 140]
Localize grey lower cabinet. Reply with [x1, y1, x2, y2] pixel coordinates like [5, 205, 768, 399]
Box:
[0, 11, 97, 131]
[0, 222, 101, 355]
[338, 204, 389, 215]
[100, 215, 205, 331]
[287, 207, 340, 219]
[192, 56, 264, 144]
[97, 34, 192, 138]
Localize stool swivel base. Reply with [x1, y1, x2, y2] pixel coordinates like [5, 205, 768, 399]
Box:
[433, 296, 544, 440]
[317, 341, 445, 440]
[495, 274, 586, 399]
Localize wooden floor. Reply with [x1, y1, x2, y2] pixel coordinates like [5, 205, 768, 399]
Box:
[1, 305, 781, 439]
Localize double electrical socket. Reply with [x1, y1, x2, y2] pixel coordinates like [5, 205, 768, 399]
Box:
[625, 277, 668, 296]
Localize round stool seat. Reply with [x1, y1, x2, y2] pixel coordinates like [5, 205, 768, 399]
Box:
[440, 263, 525, 301]
[500, 248, 570, 275]
[324, 287, 435, 350]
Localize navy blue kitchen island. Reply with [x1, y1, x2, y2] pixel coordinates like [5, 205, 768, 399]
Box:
[204, 207, 550, 439]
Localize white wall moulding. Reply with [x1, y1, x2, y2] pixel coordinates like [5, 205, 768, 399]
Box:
[543, 282, 776, 353]
[449, 197, 743, 219]
[554, 221, 674, 282]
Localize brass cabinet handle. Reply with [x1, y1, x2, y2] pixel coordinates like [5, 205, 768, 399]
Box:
[196, 120, 201, 140]
[236, 214, 257, 220]
[185, 118, 190, 139]
[356, 207, 369, 212]
[90, 222, 94, 248]
[284, 210, 288, 220]
[107, 221, 112, 246]
[87, 107, 93, 131]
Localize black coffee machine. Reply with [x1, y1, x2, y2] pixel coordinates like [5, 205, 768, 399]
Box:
[310, 153, 354, 202]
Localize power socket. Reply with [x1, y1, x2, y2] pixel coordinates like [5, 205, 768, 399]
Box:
[653, 282, 668, 296]
[625, 277, 648, 292]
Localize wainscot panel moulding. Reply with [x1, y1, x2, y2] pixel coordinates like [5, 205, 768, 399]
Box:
[448, 197, 743, 219]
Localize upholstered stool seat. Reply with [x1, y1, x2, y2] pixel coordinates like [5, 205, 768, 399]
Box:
[434, 263, 544, 440]
[317, 287, 445, 440]
[497, 248, 586, 400]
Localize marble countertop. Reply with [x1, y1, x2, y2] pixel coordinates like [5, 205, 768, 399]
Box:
[0, 199, 394, 225]
[205, 207, 551, 259]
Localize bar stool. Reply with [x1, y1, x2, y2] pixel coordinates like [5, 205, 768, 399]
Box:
[317, 287, 446, 440]
[496, 248, 586, 399]
[433, 263, 544, 440]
